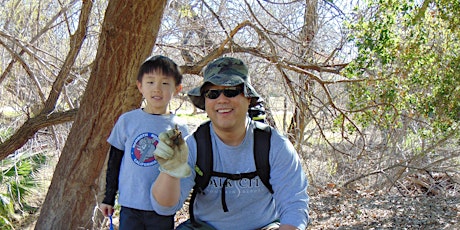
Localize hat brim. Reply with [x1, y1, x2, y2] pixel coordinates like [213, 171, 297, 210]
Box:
[188, 74, 260, 110]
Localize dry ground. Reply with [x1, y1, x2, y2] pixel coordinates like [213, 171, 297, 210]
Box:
[307, 188, 460, 229]
[171, 188, 460, 230]
[14, 168, 460, 230]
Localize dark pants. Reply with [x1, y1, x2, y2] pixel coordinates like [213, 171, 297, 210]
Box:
[176, 219, 280, 230]
[119, 206, 174, 230]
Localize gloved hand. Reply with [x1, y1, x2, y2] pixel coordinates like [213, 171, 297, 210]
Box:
[154, 127, 191, 178]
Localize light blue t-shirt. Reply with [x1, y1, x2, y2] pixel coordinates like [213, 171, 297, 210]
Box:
[108, 108, 189, 211]
[151, 118, 309, 229]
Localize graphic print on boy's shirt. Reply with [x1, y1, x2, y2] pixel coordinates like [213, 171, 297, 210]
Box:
[131, 132, 159, 167]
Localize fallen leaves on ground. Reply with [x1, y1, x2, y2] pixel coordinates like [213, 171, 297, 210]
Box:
[175, 187, 460, 229]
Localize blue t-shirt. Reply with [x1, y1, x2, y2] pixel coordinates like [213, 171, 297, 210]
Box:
[151, 118, 309, 229]
[108, 108, 189, 211]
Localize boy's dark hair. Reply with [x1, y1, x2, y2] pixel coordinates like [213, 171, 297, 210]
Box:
[137, 55, 183, 85]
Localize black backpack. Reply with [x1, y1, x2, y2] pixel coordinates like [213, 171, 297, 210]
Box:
[189, 121, 273, 226]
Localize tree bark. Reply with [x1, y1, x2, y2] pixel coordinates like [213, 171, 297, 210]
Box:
[287, 0, 318, 145]
[35, 0, 167, 229]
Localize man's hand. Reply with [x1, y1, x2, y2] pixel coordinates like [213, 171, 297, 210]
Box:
[154, 126, 191, 178]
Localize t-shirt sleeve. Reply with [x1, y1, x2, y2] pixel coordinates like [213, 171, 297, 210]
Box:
[269, 130, 310, 229]
[107, 115, 126, 150]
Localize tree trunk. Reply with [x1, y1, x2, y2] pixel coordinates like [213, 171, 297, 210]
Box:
[35, 0, 167, 229]
[287, 0, 318, 145]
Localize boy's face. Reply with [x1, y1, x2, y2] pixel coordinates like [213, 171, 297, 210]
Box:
[137, 71, 181, 114]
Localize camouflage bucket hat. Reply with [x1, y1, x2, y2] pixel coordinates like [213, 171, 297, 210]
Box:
[187, 57, 261, 110]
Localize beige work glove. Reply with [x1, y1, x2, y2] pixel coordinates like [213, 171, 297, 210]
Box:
[154, 126, 191, 178]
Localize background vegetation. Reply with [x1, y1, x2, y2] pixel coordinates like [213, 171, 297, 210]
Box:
[0, 0, 458, 229]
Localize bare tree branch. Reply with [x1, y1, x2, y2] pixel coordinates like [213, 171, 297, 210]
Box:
[42, 0, 92, 114]
[0, 0, 80, 85]
[0, 109, 78, 159]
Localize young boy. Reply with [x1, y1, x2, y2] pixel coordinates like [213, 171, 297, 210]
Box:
[100, 55, 190, 230]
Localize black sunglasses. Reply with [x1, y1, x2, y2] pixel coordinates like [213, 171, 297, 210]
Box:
[204, 87, 243, 99]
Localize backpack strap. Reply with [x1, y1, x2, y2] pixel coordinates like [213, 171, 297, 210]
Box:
[212, 171, 259, 212]
[192, 121, 213, 191]
[190, 121, 212, 227]
[253, 121, 273, 193]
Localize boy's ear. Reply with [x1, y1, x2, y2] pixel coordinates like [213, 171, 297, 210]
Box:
[175, 84, 183, 95]
[136, 80, 142, 91]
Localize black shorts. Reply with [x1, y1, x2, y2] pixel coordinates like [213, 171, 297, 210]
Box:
[119, 206, 174, 230]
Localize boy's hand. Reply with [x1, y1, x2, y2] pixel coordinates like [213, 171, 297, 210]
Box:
[154, 127, 191, 178]
[100, 203, 114, 217]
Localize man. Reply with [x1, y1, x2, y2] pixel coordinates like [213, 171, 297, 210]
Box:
[151, 57, 309, 230]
